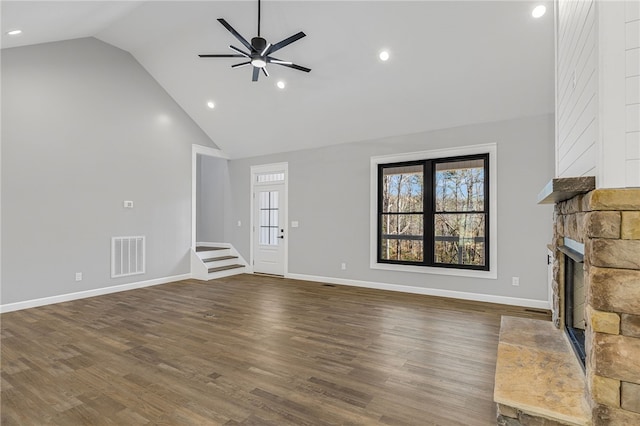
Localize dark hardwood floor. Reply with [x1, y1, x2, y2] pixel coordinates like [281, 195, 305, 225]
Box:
[1, 274, 549, 425]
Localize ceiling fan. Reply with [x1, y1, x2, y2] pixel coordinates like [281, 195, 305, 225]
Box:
[199, 0, 311, 82]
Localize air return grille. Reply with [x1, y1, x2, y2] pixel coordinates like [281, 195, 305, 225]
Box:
[111, 236, 145, 278]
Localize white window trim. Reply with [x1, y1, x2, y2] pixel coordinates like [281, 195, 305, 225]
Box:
[370, 143, 497, 279]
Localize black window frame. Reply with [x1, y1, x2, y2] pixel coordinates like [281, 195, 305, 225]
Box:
[377, 153, 490, 271]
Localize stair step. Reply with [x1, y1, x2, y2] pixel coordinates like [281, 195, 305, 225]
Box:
[208, 264, 245, 274]
[196, 246, 226, 252]
[202, 255, 238, 263]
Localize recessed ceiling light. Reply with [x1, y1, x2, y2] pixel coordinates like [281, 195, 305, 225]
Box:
[532, 5, 546, 18]
[379, 50, 390, 61]
[207, 101, 215, 109]
[6, 29, 22, 36]
[276, 81, 286, 89]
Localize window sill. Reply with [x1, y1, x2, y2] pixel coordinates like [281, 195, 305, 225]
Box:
[370, 261, 497, 279]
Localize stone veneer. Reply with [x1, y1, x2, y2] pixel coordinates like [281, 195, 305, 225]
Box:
[550, 189, 640, 425]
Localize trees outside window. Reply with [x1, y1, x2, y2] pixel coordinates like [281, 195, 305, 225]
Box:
[377, 154, 489, 271]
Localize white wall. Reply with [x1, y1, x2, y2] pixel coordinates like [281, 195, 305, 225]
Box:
[196, 155, 229, 243]
[1, 38, 218, 306]
[556, 0, 598, 178]
[227, 114, 555, 305]
[625, 0, 640, 186]
[557, 0, 640, 188]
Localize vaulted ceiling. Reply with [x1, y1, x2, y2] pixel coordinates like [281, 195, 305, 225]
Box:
[1, 1, 554, 158]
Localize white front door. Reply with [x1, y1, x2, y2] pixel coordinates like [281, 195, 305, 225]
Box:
[253, 183, 286, 275]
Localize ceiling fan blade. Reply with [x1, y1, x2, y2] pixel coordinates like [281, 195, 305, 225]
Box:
[272, 62, 311, 73]
[229, 45, 250, 58]
[260, 43, 272, 57]
[267, 58, 293, 65]
[262, 68, 269, 77]
[217, 18, 254, 52]
[199, 54, 246, 58]
[232, 61, 251, 68]
[252, 67, 260, 82]
[269, 31, 306, 54]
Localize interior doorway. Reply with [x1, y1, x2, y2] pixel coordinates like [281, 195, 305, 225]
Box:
[191, 145, 229, 249]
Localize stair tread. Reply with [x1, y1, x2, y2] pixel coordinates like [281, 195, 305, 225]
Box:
[196, 246, 227, 252]
[202, 255, 238, 263]
[207, 264, 244, 273]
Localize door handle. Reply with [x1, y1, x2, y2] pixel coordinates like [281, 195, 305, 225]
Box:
[278, 236, 284, 239]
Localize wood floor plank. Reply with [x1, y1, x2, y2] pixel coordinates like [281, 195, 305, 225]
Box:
[1, 274, 549, 425]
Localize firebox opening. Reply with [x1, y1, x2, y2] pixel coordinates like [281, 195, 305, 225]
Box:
[559, 238, 586, 369]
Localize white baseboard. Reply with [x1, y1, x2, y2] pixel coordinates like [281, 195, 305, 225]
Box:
[1, 272, 550, 314]
[285, 273, 550, 310]
[0, 273, 191, 314]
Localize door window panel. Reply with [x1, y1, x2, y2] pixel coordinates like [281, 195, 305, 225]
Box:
[259, 191, 279, 246]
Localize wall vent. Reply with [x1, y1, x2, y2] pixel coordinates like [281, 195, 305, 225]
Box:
[111, 236, 145, 278]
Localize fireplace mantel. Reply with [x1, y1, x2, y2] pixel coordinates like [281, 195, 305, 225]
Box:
[537, 177, 595, 204]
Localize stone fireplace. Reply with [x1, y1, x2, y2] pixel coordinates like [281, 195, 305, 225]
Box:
[549, 185, 640, 424]
[494, 180, 640, 425]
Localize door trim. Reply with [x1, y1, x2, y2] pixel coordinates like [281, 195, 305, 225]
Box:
[250, 163, 288, 276]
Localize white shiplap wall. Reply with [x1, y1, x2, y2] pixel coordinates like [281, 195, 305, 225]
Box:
[557, 0, 640, 188]
[626, 0, 640, 186]
[557, 0, 597, 178]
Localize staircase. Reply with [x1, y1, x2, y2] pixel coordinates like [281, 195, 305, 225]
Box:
[190, 243, 248, 280]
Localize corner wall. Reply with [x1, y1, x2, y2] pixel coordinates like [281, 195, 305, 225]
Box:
[227, 114, 555, 304]
[1, 38, 218, 306]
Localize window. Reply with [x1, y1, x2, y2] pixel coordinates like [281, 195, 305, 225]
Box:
[372, 144, 496, 277]
[256, 172, 285, 183]
[433, 157, 487, 268]
[258, 191, 279, 246]
[379, 163, 425, 262]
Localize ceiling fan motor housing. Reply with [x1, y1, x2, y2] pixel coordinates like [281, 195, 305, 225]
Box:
[251, 37, 268, 52]
[250, 37, 268, 68]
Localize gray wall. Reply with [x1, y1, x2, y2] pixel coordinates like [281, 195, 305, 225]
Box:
[1, 38, 217, 305]
[228, 114, 555, 302]
[196, 155, 229, 242]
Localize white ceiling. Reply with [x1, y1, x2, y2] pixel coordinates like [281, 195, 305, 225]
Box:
[1, 1, 554, 159]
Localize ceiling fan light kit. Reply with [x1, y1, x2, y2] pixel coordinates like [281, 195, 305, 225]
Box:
[199, 0, 310, 82]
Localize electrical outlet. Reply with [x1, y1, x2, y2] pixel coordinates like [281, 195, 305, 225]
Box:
[341, 262, 347, 270]
[75, 272, 83, 281]
[512, 277, 520, 286]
